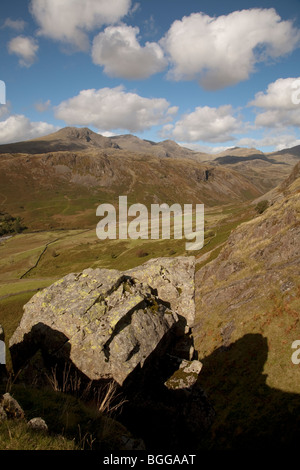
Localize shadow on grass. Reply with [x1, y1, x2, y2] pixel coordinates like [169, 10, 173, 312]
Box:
[197, 333, 300, 450]
[8, 324, 300, 451]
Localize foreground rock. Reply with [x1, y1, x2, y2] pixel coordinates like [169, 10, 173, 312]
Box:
[0, 393, 25, 421]
[27, 417, 48, 432]
[9, 257, 195, 386]
[165, 359, 203, 390]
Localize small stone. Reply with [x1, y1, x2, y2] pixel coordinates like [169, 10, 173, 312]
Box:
[164, 359, 203, 390]
[1, 393, 24, 420]
[27, 417, 48, 432]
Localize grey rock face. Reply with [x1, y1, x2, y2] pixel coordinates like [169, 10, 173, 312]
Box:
[9, 257, 195, 386]
[165, 359, 203, 390]
[127, 256, 195, 330]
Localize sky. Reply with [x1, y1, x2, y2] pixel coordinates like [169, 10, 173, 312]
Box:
[0, 0, 300, 153]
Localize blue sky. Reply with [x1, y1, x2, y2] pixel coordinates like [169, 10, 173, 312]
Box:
[0, 0, 300, 153]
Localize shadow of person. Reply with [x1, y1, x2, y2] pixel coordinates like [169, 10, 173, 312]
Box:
[196, 333, 300, 450]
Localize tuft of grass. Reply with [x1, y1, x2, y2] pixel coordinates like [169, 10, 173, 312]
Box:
[0, 420, 77, 450]
[3, 381, 129, 451]
[255, 200, 269, 214]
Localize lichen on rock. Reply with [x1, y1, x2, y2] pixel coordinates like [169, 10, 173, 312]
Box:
[9, 257, 195, 386]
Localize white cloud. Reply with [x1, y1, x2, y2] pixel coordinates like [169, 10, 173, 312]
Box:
[34, 99, 51, 112]
[2, 18, 26, 31]
[249, 77, 300, 128]
[237, 134, 300, 151]
[129, 2, 140, 16]
[30, 0, 132, 51]
[0, 103, 10, 120]
[250, 77, 300, 109]
[7, 36, 38, 67]
[162, 105, 241, 143]
[99, 131, 118, 137]
[0, 115, 58, 144]
[92, 24, 167, 79]
[254, 109, 300, 128]
[179, 142, 232, 155]
[161, 8, 300, 89]
[54, 86, 177, 133]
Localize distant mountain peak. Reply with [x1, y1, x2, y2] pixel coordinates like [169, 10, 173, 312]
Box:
[40, 126, 97, 141]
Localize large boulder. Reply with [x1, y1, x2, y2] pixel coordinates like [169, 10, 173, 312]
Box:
[9, 257, 195, 386]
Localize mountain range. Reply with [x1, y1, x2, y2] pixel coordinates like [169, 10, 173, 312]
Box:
[0, 127, 207, 160]
[0, 126, 299, 231]
[0, 127, 267, 232]
[1, 126, 299, 165]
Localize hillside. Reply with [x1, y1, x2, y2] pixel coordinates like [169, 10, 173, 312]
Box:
[211, 146, 300, 194]
[253, 161, 300, 205]
[0, 147, 261, 232]
[1, 127, 299, 197]
[193, 161, 300, 448]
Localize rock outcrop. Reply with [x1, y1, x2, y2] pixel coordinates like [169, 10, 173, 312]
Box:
[9, 257, 195, 386]
[127, 256, 195, 330]
[193, 162, 300, 404]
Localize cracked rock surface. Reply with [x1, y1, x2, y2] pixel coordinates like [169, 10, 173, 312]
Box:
[9, 257, 195, 386]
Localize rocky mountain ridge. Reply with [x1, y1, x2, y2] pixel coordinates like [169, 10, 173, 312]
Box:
[0, 127, 207, 161]
[1, 127, 298, 200]
[1, 126, 299, 166]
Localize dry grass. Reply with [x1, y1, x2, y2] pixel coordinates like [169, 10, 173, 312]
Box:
[46, 362, 127, 417]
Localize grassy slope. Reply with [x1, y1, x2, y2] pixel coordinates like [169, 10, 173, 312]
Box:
[0, 149, 262, 233]
[0, 381, 131, 451]
[0, 201, 254, 373]
[193, 173, 300, 449]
